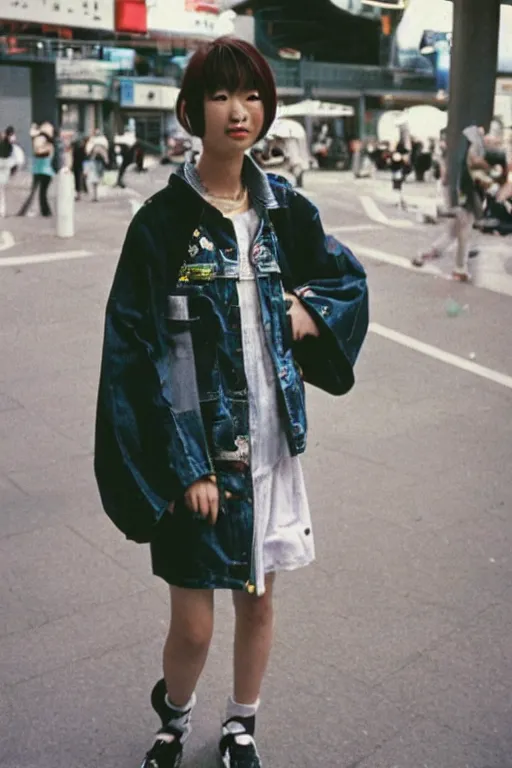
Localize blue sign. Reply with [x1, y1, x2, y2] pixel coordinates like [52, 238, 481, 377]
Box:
[103, 47, 136, 70]
[119, 79, 135, 106]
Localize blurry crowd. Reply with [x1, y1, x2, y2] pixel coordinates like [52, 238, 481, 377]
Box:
[0, 120, 149, 218]
[71, 130, 146, 201]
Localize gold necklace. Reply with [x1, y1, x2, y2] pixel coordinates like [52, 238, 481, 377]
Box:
[206, 185, 246, 202]
[205, 187, 249, 217]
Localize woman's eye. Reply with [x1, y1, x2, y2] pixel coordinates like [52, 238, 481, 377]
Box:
[247, 93, 261, 101]
[212, 93, 228, 101]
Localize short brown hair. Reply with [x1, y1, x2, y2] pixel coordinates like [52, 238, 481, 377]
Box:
[176, 37, 277, 141]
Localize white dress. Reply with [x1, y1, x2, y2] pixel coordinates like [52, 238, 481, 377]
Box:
[232, 209, 315, 596]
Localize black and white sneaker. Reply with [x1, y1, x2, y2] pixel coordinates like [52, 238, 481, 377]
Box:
[219, 716, 262, 768]
[141, 724, 184, 768]
[140, 679, 195, 768]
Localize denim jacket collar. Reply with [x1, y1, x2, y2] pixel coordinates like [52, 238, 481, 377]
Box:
[172, 154, 281, 215]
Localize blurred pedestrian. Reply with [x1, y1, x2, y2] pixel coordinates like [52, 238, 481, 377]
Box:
[115, 142, 132, 188]
[413, 125, 493, 281]
[0, 126, 15, 217]
[18, 122, 55, 218]
[94, 35, 369, 768]
[390, 131, 411, 209]
[85, 129, 109, 202]
[72, 136, 88, 201]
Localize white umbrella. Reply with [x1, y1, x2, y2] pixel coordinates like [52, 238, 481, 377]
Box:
[377, 111, 404, 144]
[405, 105, 448, 141]
[267, 118, 306, 140]
[278, 100, 354, 119]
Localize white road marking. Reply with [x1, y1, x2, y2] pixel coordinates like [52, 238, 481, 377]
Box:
[329, 224, 382, 233]
[345, 242, 446, 277]
[0, 230, 15, 252]
[0, 250, 94, 267]
[360, 195, 414, 229]
[370, 322, 512, 391]
[347, 242, 512, 298]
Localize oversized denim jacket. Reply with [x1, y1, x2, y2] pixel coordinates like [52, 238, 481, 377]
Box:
[94, 159, 369, 591]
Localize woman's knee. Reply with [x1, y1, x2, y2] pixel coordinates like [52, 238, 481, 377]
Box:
[234, 586, 274, 629]
[169, 588, 214, 651]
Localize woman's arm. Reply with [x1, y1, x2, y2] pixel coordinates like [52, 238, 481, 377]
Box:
[94, 215, 213, 542]
[273, 191, 369, 395]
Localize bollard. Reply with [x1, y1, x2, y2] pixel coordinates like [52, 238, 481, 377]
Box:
[56, 167, 75, 238]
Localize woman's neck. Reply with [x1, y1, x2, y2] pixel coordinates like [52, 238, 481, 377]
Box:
[196, 151, 245, 199]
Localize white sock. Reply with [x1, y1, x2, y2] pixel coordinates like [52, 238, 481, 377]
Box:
[223, 697, 260, 748]
[225, 695, 260, 722]
[165, 692, 196, 714]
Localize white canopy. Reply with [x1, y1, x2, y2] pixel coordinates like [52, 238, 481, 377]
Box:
[267, 118, 307, 140]
[405, 105, 448, 141]
[278, 100, 355, 119]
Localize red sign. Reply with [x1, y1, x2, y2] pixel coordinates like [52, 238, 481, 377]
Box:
[185, 1, 220, 13]
[115, 0, 147, 33]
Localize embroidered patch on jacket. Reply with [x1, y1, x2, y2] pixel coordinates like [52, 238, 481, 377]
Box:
[216, 435, 250, 465]
[178, 263, 217, 283]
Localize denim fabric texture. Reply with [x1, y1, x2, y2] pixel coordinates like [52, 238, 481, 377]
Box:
[94, 160, 369, 590]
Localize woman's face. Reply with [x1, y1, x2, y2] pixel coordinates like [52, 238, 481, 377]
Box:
[202, 88, 265, 157]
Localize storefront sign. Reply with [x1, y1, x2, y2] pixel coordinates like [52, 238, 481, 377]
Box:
[147, 0, 233, 38]
[0, 0, 115, 31]
[59, 82, 108, 100]
[118, 78, 180, 110]
[56, 59, 117, 100]
[115, 0, 147, 33]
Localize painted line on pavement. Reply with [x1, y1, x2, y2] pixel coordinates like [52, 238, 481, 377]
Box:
[347, 242, 512, 298]
[345, 242, 446, 277]
[370, 322, 512, 391]
[329, 224, 382, 234]
[0, 230, 15, 252]
[360, 195, 414, 229]
[0, 250, 94, 267]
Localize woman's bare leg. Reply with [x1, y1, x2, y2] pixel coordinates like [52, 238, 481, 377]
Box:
[232, 574, 275, 704]
[163, 586, 215, 707]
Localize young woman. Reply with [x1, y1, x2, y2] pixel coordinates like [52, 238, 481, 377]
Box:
[0, 126, 15, 217]
[95, 37, 369, 768]
[17, 122, 55, 217]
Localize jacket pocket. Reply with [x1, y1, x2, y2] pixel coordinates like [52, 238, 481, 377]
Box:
[167, 292, 221, 402]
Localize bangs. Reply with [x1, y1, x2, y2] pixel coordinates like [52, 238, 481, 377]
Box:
[203, 44, 262, 95]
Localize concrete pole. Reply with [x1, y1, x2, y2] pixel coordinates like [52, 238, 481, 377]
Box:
[359, 93, 366, 142]
[447, 0, 501, 205]
[56, 167, 75, 238]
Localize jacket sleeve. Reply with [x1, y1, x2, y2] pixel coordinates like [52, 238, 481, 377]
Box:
[286, 193, 369, 396]
[94, 214, 213, 543]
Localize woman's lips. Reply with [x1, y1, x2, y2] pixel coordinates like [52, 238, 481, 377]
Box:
[227, 128, 250, 139]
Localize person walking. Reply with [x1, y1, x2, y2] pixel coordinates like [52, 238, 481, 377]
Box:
[413, 125, 490, 281]
[72, 136, 88, 200]
[0, 126, 15, 217]
[390, 132, 411, 209]
[94, 36, 369, 768]
[85, 128, 109, 202]
[17, 122, 55, 217]
[115, 140, 135, 188]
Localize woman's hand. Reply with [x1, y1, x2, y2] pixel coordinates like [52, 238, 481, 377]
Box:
[169, 475, 219, 524]
[284, 293, 321, 342]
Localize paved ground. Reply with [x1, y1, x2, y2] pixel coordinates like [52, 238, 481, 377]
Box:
[1, 164, 512, 768]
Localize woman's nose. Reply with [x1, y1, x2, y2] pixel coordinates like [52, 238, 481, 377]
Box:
[230, 100, 247, 123]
